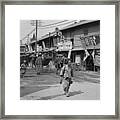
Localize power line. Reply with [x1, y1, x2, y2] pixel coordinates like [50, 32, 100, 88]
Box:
[38, 20, 68, 27]
[30, 20, 68, 28]
[21, 20, 68, 41]
[21, 28, 36, 41]
[38, 20, 76, 29]
[21, 20, 77, 41]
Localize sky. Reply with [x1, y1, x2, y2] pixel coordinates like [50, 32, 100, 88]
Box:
[20, 20, 78, 44]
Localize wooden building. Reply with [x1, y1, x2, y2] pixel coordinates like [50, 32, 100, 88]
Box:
[29, 20, 100, 71]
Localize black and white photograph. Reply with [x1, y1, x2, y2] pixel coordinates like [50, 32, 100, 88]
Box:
[20, 20, 100, 100]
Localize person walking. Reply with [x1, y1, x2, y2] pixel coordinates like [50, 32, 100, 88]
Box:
[35, 53, 42, 75]
[54, 55, 60, 74]
[60, 59, 73, 97]
[20, 60, 27, 78]
[31, 56, 35, 68]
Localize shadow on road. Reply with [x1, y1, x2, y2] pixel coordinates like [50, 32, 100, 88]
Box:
[69, 90, 84, 97]
[37, 93, 64, 100]
[37, 90, 84, 100]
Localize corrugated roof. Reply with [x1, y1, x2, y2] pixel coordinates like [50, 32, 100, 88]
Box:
[61, 20, 99, 31]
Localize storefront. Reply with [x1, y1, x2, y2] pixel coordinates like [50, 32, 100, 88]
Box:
[73, 33, 100, 71]
[56, 40, 72, 57]
[27, 20, 100, 71]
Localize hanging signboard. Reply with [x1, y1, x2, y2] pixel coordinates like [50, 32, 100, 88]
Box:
[57, 41, 72, 51]
[74, 34, 100, 49]
[75, 55, 81, 64]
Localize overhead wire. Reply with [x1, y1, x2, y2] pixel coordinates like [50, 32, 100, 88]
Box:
[37, 20, 68, 27]
[37, 20, 76, 29]
[21, 20, 77, 41]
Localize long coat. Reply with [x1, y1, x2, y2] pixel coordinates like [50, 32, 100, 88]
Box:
[35, 56, 42, 73]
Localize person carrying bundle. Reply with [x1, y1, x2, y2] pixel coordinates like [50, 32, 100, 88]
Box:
[60, 58, 73, 97]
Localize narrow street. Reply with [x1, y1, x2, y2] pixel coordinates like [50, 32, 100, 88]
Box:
[20, 68, 100, 100]
[20, 20, 100, 100]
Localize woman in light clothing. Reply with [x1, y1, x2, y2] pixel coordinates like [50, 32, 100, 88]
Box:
[60, 59, 73, 97]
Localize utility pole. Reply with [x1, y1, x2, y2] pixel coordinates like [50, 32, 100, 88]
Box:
[35, 20, 38, 54]
[30, 20, 40, 54]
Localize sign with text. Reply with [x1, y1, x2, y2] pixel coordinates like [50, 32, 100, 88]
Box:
[74, 34, 100, 49]
[57, 41, 72, 51]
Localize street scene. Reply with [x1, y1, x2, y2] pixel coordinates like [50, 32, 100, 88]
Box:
[20, 20, 100, 100]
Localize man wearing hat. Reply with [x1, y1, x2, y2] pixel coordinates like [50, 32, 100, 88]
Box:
[60, 58, 73, 97]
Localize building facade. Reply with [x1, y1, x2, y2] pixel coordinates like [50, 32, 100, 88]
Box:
[26, 20, 100, 71]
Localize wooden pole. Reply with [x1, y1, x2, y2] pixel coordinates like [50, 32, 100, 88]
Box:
[35, 20, 38, 53]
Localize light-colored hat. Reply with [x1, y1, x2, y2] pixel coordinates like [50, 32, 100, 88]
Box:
[24, 60, 26, 62]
